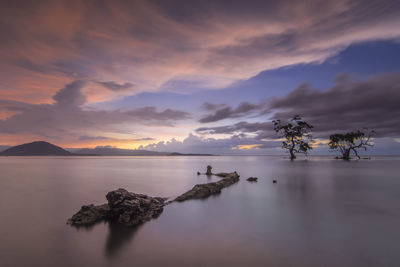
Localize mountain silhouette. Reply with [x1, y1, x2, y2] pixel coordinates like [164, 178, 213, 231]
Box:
[1, 141, 71, 156]
[0, 141, 215, 156]
[75, 147, 167, 156]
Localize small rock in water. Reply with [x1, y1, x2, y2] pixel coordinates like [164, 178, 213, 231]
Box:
[246, 177, 258, 182]
[197, 171, 201, 175]
[273, 179, 277, 184]
[206, 165, 213, 175]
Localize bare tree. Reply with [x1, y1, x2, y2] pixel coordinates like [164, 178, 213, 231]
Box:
[273, 115, 313, 160]
[328, 129, 374, 160]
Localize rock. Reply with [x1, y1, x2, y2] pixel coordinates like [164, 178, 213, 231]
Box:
[247, 177, 258, 182]
[273, 180, 277, 184]
[214, 172, 229, 177]
[67, 204, 110, 226]
[175, 172, 240, 202]
[68, 169, 242, 227]
[197, 171, 201, 175]
[67, 188, 166, 227]
[206, 165, 213, 175]
[106, 188, 165, 226]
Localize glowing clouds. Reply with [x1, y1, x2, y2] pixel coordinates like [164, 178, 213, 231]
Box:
[232, 144, 263, 150]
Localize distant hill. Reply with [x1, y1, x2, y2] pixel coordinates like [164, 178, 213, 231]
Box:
[168, 152, 215, 156]
[74, 147, 215, 156]
[74, 147, 169, 156]
[0, 145, 11, 152]
[0, 141, 215, 156]
[1, 141, 71, 156]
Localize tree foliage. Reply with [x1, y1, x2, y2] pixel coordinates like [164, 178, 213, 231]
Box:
[273, 115, 313, 160]
[328, 129, 374, 160]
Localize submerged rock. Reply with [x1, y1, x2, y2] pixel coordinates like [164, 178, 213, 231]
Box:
[175, 172, 240, 202]
[247, 177, 258, 182]
[67, 188, 165, 227]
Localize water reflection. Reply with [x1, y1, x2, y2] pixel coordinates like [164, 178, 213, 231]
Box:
[104, 220, 142, 259]
[1, 156, 400, 267]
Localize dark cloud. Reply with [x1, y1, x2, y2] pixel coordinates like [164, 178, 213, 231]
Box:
[53, 80, 87, 107]
[96, 81, 135, 91]
[267, 73, 400, 137]
[201, 102, 227, 111]
[199, 102, 265, 123]
[78, 135, 154, 142]
[133, 137, 155, 141]
[0, 100, 34, 112]
[197, 73, 400, 139]
[197, 121, 275, 140]
[125, 107, 191, 121]
[0, 80, 190, 139]
[78, 135, 110, 141]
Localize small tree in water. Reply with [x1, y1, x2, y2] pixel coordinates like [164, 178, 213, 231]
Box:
[273, 115, 313, 160]
[328, 129, 374, 160]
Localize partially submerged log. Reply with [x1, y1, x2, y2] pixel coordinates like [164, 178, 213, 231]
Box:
[175, 172, 240, 202]
[246, 177, 258, 182]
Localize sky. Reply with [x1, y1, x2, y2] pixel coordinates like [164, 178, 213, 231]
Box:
[1, 0, 400, 155]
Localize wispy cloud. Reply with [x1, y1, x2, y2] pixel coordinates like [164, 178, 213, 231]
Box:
[96, 81, 135, 91]
[199, 102, 266, 123]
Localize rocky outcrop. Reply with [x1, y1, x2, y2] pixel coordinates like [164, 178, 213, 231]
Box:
[247, 177, 258, 182]
[175, 172, 240, 202]
[67, 188, 165, 227]
[106, 189, 165, 226]
[68, 169, 241, 227]
[67, 204, 110, 225]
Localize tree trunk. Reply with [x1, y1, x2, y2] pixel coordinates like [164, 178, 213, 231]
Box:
[289, 149, 296, 160]
[343, 149, 351, 160]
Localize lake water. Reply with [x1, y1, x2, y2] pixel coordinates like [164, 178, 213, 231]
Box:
[0, 156, 399, 267]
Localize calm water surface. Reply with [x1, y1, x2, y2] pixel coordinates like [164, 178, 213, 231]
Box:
[0, 156, 399, 267]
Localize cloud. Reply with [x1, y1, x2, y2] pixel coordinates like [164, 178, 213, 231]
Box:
[96, 81, 135, 91]
[232, 144, 263, 150]
[0, 80, 190, 142]
[267, 73, 400, 137]
[79, 135, 154, 141]
[1, 0, 400, 104]
[78, 135, 110, 141]
[197, 73, 400, 140]
[140, 133, 281, 154]
[133, 137, 155, 141]
[52, 80, 87, 107]
[0, 99, 34, 112]
[197, 121, 275, 140]
[201, 102, 227, 111]
[199, 101, 265, 123]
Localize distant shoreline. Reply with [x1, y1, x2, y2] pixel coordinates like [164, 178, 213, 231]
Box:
[0, 153, 218, 157]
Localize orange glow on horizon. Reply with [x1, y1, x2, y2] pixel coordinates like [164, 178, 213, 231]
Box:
[232, 144, 263, 150]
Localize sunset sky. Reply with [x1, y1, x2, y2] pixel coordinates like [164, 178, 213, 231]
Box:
[1, 0, 400, 154]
